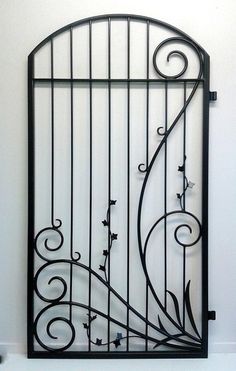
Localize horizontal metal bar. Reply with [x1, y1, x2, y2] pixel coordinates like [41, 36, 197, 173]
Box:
[33, 78, 204, 83]
[28, 350, 205, 359]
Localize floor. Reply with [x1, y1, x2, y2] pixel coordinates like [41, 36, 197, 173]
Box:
[1, 353, 236, 371]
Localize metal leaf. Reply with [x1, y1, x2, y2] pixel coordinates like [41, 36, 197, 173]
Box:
[157, 315, 167, 332]
[185, 281, 201, 339]
[167, 290, 182, 326]
[113, 338, 121, 348]
[188, 181, 195, 189]
[111, 233, 118, 240]
[96, 338, 102, 346]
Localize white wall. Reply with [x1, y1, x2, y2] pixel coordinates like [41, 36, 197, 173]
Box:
[0, 0, 236, 361]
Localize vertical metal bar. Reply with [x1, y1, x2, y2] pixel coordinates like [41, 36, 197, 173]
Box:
[107, 17, 111, 351]
[88, 20, 93, 351]
[182, 245, 186, 328]
[201, 54, 210, 357]
[183, 83, 186, 211]
[126, 16, 130, 351]
[50, 38, 55, 227]
[27, 53, 35, 357]
[182, 82, 186, 328]
[146, 21, 150, 169]
[164, 81, 168, 309]
[69, 27, 74, 322]
[145, 20, 150, 352]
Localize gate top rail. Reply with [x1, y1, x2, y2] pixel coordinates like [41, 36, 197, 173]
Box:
[29, 14, 209, 59]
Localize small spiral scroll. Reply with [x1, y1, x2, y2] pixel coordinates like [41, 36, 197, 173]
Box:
[53, 219, 62, 228]
[157, 126, 167, 136]
[71, 251, 81, 262]
[138, 163, 148, 173]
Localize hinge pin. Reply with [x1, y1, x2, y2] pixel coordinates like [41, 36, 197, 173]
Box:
[209, 91, 217, 101]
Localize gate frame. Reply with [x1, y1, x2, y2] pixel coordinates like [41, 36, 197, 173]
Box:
[28, 14, 213, 359]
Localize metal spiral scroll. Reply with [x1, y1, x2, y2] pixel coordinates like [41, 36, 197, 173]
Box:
[152, 37, 196, 79]
[33, 36, 204, 353]
[34, 223, 64, 262]
[34, 315, 76, 352]
[35, 221, 81, 262]
[143, 210, 202, 256]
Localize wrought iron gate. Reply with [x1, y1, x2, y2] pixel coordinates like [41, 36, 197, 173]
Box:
[28, 14, 215, 359]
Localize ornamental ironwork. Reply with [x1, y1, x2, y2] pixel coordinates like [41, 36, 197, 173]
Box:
[28, 14, 215, 359]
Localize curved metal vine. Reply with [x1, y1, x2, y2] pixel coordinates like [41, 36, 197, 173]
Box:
[137, 35, 203, 343]
[99, 200, 118, 281]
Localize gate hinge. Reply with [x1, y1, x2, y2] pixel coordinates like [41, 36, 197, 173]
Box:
[208, 311, 216, 320]
[209, 91, 217, 101]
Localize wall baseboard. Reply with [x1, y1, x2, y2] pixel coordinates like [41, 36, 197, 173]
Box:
[0, 342, 235, 355]
[209, 342, 236, 353]
[0, 343, 25, 356]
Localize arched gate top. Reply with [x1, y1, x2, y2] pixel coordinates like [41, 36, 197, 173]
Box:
[29, 14, 209, 58]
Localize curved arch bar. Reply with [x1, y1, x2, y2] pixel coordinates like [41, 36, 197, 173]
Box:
[28, 14, 209, 59]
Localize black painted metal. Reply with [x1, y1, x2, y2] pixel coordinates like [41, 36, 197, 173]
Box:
[209, 91, 217, 101]
[208, 311, 216, 321]
[28, 14, 212, 358]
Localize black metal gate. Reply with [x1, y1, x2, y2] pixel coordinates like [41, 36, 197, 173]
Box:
[28, 14, 215, 358]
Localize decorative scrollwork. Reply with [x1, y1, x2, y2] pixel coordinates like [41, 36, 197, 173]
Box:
[34, 219, 81, 262]
[33, 260, 201, 351]
[52, 218, 62, 228]
[157, 126, 167, 136]
[71, 251, 81, 262]
[152, 37, 203, 79]
[34, 223, 64, 262]
[135, 35, 204, 350]
[34, 313, 76, 352]
[138, 163, 148, 173]
[32, 27, 206, 354]
[34, 270, 68, 303]
[144, 211, 201, 257]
